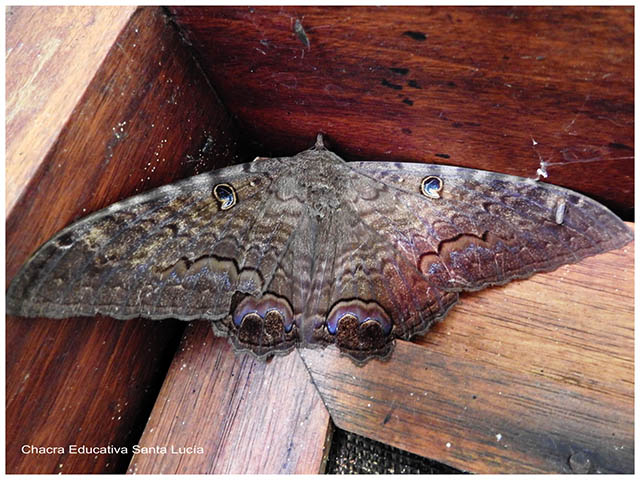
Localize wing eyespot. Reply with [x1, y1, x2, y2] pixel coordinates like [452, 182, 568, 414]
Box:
[213, 183, 237, 210]
[421, 176, 443, 199]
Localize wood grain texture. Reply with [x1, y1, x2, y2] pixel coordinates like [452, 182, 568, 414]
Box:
[129, 322, 331, 474]
[301, 225, 633, 473]
[6, 317, 181, 474]
[6, 6, 633, 475]
[169, 6, 634, 216]
[6, 7, 242, 283]
[6, 6, 243, 474]
[6, 6, 137, 214]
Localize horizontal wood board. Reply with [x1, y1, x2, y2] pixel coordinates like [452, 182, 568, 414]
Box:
[169, 6, 634, 217]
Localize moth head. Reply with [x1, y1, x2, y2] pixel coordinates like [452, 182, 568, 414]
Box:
[421, 176, 443, 199]
[213, 183, 237, 210]
[312, 132, 327, 150]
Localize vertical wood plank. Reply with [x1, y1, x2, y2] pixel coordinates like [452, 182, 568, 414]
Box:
[6, 6, 137, 214]
[6, 317, 182, 474]
[6, 7, 244, 474]
[129, 323, 331, 474]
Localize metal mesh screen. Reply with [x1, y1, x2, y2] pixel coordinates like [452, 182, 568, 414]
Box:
[325, 428, 463, 474]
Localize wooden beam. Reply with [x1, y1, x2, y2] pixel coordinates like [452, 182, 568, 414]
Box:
[6, 6, 137, 214]
[129, 323, 331, 474]
[6, 7, 243, 473]
[301, 227, 633, 473]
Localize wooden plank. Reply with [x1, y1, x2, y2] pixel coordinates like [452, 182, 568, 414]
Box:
[169, 6, 633, 216]
[6, 7, 242, 282]
[6, 7, 243, 474]
[6, 317, 183, 474]
[6, 6, 137, 214]
[301, 226, 633, 473]
[129, 322, 331, 474]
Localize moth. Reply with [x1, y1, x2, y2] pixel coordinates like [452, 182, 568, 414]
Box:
[7, 135, 633, 364]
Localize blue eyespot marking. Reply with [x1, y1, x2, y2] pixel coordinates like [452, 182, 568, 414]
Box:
[232, 295, 295, 333]
[213, 183, 237, 210]
[421, 176, 443, 199]
[326, 301, 393, 336]
[327, 320, 338, 335]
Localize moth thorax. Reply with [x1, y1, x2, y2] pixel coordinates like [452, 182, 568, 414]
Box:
[307, 185, 341, 218]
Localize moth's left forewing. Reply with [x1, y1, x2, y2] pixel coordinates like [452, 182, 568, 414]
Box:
[346, 161, 632, 292]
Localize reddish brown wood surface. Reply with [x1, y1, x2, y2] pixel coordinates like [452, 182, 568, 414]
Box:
[301, 230, 633, 473]
[6, 6, 137, 214]
[6, 7, 244, 474]
[6, 317, 182, 474]
[169, 6, 633, 216]
[129, 323, 331, 474]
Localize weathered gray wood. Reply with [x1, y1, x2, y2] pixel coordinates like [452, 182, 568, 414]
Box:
[129, 322, 331, 474]
[301, 231, 633, 473]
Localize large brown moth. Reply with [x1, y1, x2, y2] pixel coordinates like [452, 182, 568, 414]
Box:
[6, 135, 633, 363]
